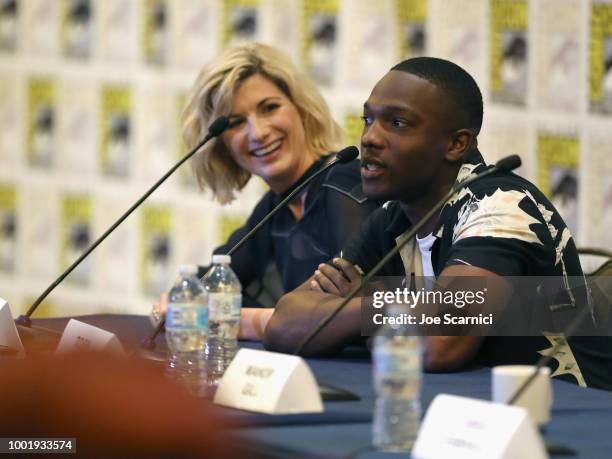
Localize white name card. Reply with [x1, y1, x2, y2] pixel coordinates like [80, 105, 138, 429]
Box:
[56, 319, 125, 356]
[213, 348, 324, 414]
[412, 394, 548, 459]
[0, 298, 25, 358]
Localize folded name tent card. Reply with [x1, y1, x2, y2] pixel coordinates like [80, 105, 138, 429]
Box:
[214, 348, 324, 414]
[56, 319, 125, 356]
[0, 298, 25, 358]
[412, 394, 547, 459]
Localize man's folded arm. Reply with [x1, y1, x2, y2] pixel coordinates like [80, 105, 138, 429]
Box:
[263, 276, 363, 356]
[264, 258, 512, 370]
[422, 264, 513, 372]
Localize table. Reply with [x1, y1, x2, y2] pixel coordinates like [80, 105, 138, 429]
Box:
[32, 314, 612, 458]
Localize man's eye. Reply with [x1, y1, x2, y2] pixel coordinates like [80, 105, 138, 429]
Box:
[361, 115, 372, 125]
[391, 118, 408, 128]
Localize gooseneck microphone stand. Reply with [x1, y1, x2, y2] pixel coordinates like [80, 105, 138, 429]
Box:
[15, 117, 230, 330]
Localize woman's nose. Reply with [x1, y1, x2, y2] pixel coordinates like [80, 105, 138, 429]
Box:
[248, 116, 270, 142]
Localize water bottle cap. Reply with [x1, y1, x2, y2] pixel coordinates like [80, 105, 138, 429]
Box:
[212, 254, 231, 265]
[179, 264, 198, 276]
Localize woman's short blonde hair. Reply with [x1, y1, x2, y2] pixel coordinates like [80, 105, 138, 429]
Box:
[182, 43, 343, 204]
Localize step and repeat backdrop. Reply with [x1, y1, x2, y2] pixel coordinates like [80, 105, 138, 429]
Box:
[0, 0, 610, 317]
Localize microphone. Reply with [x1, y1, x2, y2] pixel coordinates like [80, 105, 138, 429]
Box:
[495, 154, 521, 173]
[141, 146, 360, 349]
[15, 116, 230, 328]
[227, 146, 358, 256]
[205, 116, 232, 138]
[334, 146, 360, 163]
[294, 154, 522, 355]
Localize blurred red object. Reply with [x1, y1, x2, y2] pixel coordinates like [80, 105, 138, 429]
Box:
[0, 353, 243, 459]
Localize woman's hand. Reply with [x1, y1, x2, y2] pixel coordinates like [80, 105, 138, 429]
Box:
[239, 308, 274, 341]
[150, 292, 169, 326]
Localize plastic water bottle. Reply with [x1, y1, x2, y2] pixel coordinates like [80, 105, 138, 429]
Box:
[201, 254, 242, 387]
[372, 304, 422, 451]
[165, 264, 208, 396]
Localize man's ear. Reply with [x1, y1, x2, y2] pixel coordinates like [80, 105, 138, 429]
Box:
[445, 129, 475, 163]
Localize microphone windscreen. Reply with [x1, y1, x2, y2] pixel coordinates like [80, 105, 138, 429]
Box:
[207, 116, 230, 138]
[335, 146, 359, 163]
[495, 154, 522, 173]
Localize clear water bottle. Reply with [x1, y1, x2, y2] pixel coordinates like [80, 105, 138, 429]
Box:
[165, 264, 208, 397]
[372, 304, 422, 452]
[201, 254, 242, 387]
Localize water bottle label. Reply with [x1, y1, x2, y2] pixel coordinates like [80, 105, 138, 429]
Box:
[373, 348, 420, 378]
[208, 293, 241, 320]
[166, 303, 208, 329]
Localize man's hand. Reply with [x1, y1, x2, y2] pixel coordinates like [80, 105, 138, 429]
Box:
[310, 258, 363, 297]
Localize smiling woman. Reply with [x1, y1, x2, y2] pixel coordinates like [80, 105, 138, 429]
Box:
[184, 43, 342, 204]
[150, 43, 380, 340]
[221, 73, 318, 195]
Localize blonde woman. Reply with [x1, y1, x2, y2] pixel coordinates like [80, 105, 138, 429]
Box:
[151, 43, 378, 340]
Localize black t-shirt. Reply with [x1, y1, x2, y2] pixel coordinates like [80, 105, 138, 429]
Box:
[205, 155, 380, 306]
[342, 150, 612, 390]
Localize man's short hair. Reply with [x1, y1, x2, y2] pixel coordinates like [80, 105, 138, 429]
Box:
[391, 57, 483, 134]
